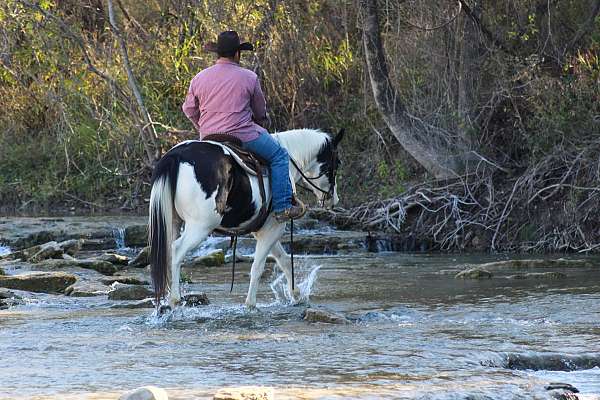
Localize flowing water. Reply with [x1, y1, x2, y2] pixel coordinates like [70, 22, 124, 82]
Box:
[1, 245, 600, 399]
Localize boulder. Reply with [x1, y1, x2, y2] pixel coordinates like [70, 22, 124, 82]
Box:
[27, 241, 63, 262]
[119, 386, 168, 400]
[129, 247, 150, 268]
[0, 288, 22, 309]
[185, 250, 225, 267]
[545, 383, 579, 393]
[182, 292, 210, 306]
[59, 239, 84, 255]
[455, 268, 493, 279]
[214, 387, 274, 400]
[124, 224, 148, 247]
[303, 308, 349, 324]
[0, 266, 4, 275]
[111, 298, 155, 309]
[100, 275, 149, 286]
[97, 253, 130, 265]
[508, 272, 567, 280]
[36, 258, 118, 275]
[65, 280, 109, 297]
[108, 283, 153, 300]
[0, 272, 76, 293]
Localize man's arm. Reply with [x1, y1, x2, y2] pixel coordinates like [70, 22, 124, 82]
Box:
[250, 78, 268, 127]
[182, 80, 200, 132]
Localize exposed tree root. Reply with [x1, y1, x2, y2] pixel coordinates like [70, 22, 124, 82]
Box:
[313, 140, 600, 253]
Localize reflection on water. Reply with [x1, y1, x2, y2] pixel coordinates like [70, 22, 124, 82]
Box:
[1, 252, 600, 399]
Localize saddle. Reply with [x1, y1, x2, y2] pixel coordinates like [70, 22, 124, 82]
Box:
[202, 133, 270, 235]
[202, 134, 268, 177]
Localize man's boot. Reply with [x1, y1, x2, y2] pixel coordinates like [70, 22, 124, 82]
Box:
[274, 197, 306, 222]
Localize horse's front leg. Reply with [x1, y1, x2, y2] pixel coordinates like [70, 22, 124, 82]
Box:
[270, 241, 300, 301]
[246, 218, 285, 308]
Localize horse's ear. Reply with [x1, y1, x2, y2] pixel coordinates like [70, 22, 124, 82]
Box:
[332, 128, 345, 148]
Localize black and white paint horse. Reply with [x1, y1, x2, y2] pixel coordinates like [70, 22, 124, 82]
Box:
[149, 128, 344, 308]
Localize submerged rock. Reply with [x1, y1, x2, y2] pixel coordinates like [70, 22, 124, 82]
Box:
[502, 353, 600, 371]
[108, 283, 153, 300]
[545, 383, 579, 393]
[303, 308, 350, 324]
[182, 292, 210, 306]
[119, 386, 168, 400]
[97, 253, 130, 265]
[455, 268, 493, 279]
[214, 386, 274, 400]
[65, 280, 109, 297]
[129, 246, 150, 268]
[479, 259, 592, 269]
[0, 272, 76, 293]
[507, 272, 567, 280]
[0, 288, 23, 309]
[111, 298, 154, 309]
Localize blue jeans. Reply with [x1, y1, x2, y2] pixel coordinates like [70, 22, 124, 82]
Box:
[242, 132, 292, 212]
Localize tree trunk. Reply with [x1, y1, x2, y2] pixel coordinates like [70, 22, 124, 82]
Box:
[360, 0, 474, 179]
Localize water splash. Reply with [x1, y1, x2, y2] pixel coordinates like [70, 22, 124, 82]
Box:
[0, 245, 11, 256]
[112, 227, 125, 249]
[270, 263, 321, 305]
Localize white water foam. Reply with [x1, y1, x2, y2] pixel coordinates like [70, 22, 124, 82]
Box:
[0, 245, 11, 256]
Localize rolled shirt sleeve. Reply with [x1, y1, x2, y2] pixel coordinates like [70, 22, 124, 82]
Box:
[250, 78, 267, 126]
[182, 80, 200, 131]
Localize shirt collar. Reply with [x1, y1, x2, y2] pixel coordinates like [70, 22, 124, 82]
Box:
[216, 59, 239, 66]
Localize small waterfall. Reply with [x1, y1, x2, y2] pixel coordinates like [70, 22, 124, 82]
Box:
[113, 227, 126, 249]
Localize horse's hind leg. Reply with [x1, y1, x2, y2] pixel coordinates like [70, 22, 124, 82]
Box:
[169, 222, 209, 308]
[246, 219, 286, 308]
[270, 241, 300, 300]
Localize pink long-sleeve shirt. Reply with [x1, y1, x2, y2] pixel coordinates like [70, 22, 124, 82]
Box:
[182, 59, 267, 142]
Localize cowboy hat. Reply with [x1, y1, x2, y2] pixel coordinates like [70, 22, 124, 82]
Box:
[204, 30, 254, 53]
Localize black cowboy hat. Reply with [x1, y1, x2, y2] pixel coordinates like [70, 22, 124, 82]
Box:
[204, 31, 254, 54]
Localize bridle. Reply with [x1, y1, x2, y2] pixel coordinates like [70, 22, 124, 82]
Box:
[288, 145, 338, 207]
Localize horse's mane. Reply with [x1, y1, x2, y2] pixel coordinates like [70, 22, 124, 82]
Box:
[273, 129, 330, 168]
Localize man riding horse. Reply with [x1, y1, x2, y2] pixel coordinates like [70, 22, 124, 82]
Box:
[181, 30, 306, 222]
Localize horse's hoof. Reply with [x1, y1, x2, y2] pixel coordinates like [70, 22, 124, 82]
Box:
[158, 304, 172, 315]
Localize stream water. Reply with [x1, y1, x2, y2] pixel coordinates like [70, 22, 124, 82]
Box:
[1, 232, 600, 399]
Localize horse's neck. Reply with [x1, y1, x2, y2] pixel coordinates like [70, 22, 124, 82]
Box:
[274, 131, 322, 176]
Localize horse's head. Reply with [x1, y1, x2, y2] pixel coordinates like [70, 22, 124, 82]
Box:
[298, 128, 345, 208]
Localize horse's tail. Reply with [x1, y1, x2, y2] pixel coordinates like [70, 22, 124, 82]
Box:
[148, 154, 180, 305]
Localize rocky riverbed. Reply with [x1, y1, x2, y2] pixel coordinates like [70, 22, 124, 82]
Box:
[1, 216, 600, 399]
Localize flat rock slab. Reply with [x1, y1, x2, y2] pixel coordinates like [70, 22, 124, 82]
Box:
[0, 216, 146, 249]
[303, 308, 350, 324]
[119, 386, 168, 400]
[455, 268, 493, 279]
[0, 272, 76, 293]
[36, 258, 118, 275]
[108, 283, 153, 300]
[100, 275, 149, 286]
[214, 387, 274, 400]
[65, 280, 109, 297]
